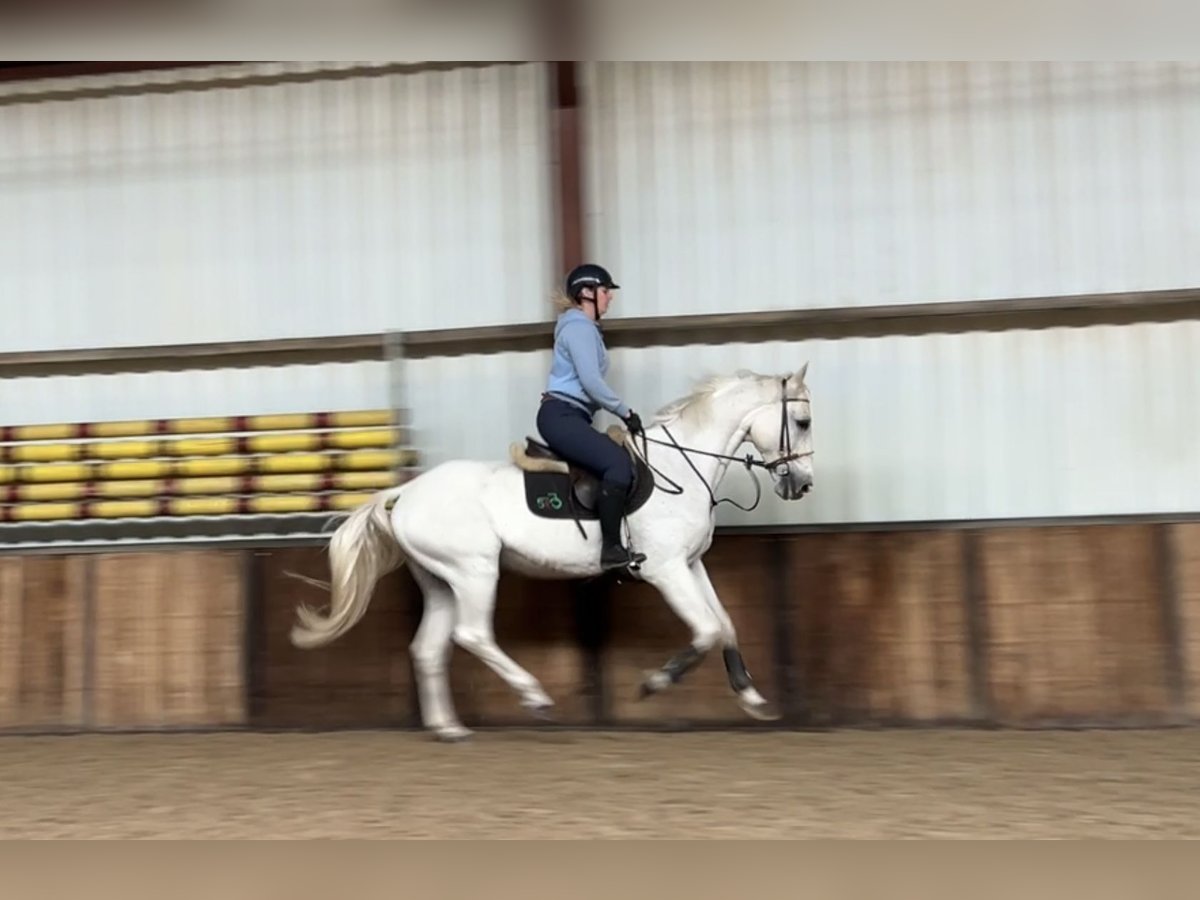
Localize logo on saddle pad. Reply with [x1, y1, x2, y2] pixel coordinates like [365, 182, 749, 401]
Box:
[535, 491, 564, 511]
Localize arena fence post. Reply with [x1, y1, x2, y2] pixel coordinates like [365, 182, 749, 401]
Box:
[962, 529, 994, 724]
[768, 534, 802, 724]
[1154, 523, 1189, 723]
[571, 576, 612, 725]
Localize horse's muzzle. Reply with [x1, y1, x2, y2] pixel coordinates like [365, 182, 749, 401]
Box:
[774, 470, 813, 501]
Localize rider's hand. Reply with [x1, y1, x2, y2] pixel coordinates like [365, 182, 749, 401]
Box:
[624, 410, 644, 436]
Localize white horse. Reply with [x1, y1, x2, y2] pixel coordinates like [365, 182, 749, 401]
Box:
[290, 364, 815, 741]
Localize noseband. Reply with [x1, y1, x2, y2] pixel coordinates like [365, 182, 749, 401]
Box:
[631, 376, 812, 512]
[773, 376, 810, 476]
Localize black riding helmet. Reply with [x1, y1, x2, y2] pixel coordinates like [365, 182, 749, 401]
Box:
[564, 263, 619, 301]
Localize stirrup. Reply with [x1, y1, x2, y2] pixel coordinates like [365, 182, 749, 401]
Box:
[601, 544, 646, 573]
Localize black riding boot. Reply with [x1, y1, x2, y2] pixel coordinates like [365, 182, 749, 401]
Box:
[597, 483, 646, 571]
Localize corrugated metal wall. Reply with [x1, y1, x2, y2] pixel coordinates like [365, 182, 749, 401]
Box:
[0, 62, 553, 426]
[406, 61, 1200, 525]
[4, 61, 1198, 526]
[581, 61, 1200, 315]
[0, 62, 554, 352]
[404, 318, 1200, 526]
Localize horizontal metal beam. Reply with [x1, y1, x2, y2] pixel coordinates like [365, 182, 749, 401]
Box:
[0, 511, 346, 555]
[715, 510, 1200, 534]
[400, 286, 1200, 358]
[5, 506, 1193, 555]
[3, 287, 1199, 377]
[0, 332, 388, 377]
[638, 285, 1200, 344]
[0, 62, 217, 84]
[0, 61, 520, 107]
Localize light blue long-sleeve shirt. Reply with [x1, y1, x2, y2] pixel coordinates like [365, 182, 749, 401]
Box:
[544, 307, 631, 419]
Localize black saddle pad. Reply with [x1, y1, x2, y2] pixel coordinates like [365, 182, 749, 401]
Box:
[521, 443, 654, 521]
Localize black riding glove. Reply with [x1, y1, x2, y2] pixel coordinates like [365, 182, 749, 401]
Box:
[624, 410, 644, 436]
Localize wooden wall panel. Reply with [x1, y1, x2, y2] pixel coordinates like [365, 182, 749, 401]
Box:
[786, 531, 972, 724]
[1170, 523, 1200, 718]
[0, 555, 87, 729]
[176, 550, 245, 725]
[2, 515, 1192, 735]
[91, 550, 244, 728]
[605, 535, 779, 724]
[254, 547, 414, 727]
[979, 525, 1171, 723]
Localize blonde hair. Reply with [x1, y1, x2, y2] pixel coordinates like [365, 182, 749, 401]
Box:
[550, 289, 576, 313]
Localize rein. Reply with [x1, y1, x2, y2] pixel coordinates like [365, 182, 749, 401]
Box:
[629, 376, 811, 513]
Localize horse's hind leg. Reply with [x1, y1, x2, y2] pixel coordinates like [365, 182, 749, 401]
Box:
[690, 559, 780, 721]
[448, 569, 555, 717]
[408, 564, 470, 741]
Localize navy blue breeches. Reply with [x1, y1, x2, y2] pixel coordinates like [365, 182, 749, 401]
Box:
[536, 397, 633, 491]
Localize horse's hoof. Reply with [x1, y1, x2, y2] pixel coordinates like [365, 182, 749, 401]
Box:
[524, 701, 556, 722]
[738, 696, 782, 722]
[433, 724, 474, 742]
[638, 669, 670, 699]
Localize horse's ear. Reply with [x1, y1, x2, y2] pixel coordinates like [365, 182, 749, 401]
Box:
[795, 362, 809, 384]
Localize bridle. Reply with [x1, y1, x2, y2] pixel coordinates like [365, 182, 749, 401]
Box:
[629, 376, 812, 512]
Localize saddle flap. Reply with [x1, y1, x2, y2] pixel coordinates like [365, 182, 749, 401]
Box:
[519, 445, 655, 523]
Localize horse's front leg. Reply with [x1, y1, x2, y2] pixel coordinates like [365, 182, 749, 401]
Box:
[636, 560, 725, 699]
[689, 558, 781, 721]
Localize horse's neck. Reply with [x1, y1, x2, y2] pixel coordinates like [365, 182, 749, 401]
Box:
[645, 402, 751, 500]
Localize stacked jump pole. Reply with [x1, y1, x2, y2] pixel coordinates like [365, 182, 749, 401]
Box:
[0, 409, 408, 524]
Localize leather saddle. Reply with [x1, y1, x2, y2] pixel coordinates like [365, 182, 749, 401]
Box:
[510, 426, 655, 525]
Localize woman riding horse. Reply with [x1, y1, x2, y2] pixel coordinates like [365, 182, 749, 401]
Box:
[536, 263, 646, 571]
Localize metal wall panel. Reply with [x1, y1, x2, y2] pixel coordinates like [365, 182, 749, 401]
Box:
[403, 350, 550, 469]
[581, 62, 1200, 316]
[0, 62, 554, 354]
[403, 319, 1200, 525]
[0, 361, 390, 427]
[406, 62, 1200, 524]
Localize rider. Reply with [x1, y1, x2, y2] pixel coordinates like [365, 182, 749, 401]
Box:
[538, 263, 647, 571]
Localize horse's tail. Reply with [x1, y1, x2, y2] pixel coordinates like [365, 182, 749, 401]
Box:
[289, 483, 408, 649]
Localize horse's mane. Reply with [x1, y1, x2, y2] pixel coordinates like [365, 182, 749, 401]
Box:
[652, 368, 805, 427]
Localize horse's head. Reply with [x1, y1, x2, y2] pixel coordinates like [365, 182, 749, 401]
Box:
[741, 363, 814, 501]
[651, 364, 815, 503]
